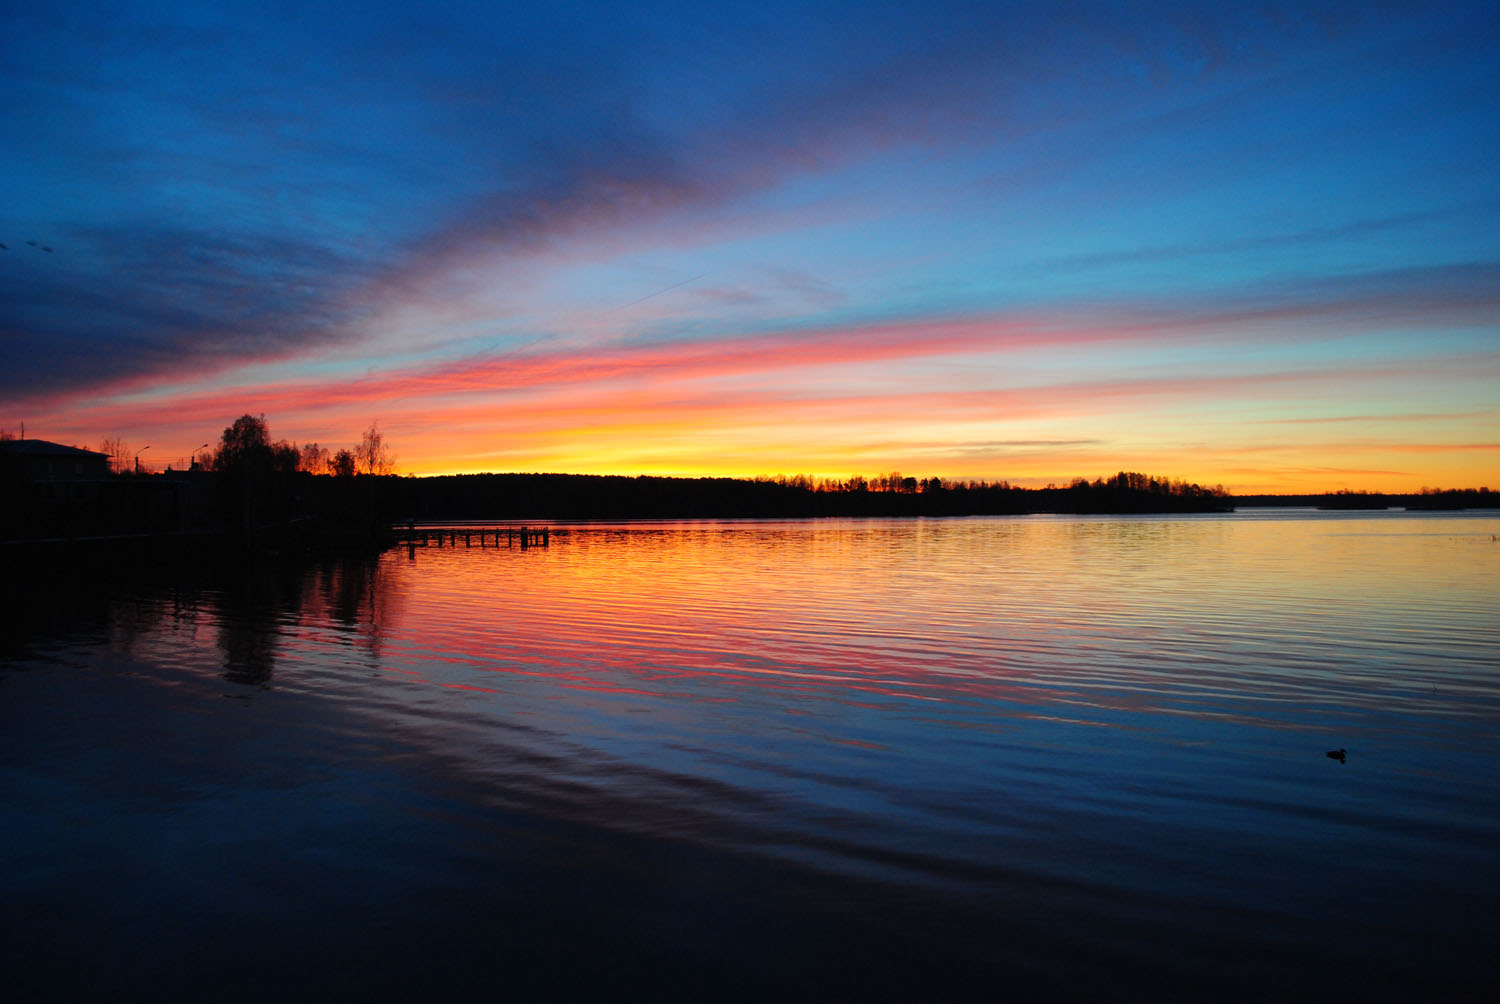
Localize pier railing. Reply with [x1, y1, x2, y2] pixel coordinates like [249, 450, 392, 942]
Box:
[397, 525, 550, 548]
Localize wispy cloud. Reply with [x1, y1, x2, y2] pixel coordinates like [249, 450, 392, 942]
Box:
[1256, 410, 1496, 425]
[1028, 204, 1500, 276]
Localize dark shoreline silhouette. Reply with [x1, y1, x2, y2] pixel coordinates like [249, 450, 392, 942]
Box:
[385, 470, 1234, 522]
[366, 472, 1494, 522]
[7, 435, 1497, 547]
[1233, 487, 1496, 510]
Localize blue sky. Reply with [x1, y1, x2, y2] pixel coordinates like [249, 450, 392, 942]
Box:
[3, 1, 1497, 489]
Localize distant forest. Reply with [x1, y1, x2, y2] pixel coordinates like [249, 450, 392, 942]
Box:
[377, 474, 1496, 522]
[1233, 487, 1498, 511]
[381, 471, 1235, 521]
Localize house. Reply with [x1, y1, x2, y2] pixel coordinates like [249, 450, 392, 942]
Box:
[1, 438, 191, 539]
[0, 439, 111, 480]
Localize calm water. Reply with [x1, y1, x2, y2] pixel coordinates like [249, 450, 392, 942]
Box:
[3, 512, 1498, 1001]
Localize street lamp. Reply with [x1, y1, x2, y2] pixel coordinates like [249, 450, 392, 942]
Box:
[191, 443, 209, 470]
[134, 445, 150, 474]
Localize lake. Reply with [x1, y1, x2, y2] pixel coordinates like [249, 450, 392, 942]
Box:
[3, 511, 1498, 1001]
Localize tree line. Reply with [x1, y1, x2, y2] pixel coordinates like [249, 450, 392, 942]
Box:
[18, 412, 1496, 532]
[378, 470, 1234, 521]
[90, 415, 394, 477]
[208, 414, 394, 478]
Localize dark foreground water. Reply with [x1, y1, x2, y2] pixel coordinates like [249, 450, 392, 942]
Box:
[3, 512, 1498, 1001]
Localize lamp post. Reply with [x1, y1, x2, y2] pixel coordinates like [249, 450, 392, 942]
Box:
[191, 443, 209, 470]
[134, 445, 150, 474]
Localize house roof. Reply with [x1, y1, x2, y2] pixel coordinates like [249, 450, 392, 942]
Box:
[0, 438, 109, 459]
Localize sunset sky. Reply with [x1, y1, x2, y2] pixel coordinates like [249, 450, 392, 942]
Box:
[3, 1, 1497, 492]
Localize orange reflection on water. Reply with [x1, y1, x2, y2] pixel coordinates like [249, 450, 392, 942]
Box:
[367, 514, 1500, 745]
[368, 515, 1495, 733]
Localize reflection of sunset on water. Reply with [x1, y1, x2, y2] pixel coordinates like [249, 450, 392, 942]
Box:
[373, 515, 1500, 741]
[4, 510, 1498, 1001]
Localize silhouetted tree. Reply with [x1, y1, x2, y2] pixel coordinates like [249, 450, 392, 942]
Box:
[298, 442, 329, 474]
[329, 449, 356, 478]
[210, 414, 306, 535]
[213, 414, 271, 473]
[270, 441, 299, 475]
[355, 423, 394, 476]
[99, 436, 129, 474]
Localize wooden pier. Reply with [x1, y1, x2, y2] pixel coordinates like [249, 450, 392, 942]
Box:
[398, 525, 550, 548]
